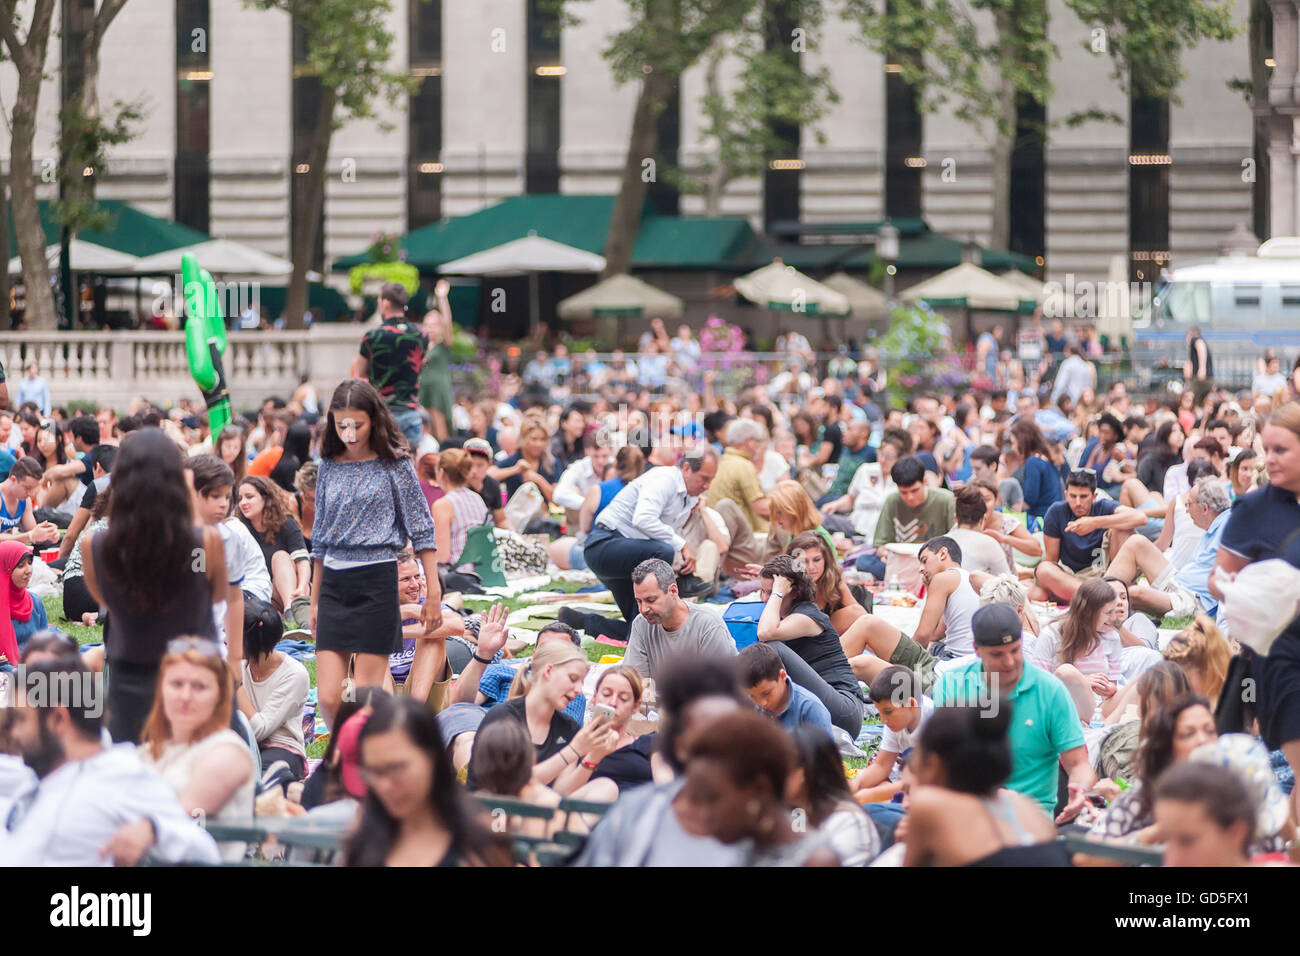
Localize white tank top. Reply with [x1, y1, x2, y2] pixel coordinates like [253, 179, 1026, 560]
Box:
[940, 568, 980, 656]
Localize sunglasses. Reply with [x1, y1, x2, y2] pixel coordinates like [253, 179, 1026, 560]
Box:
[166, 637, 224, 658]
[1068, 467, 1097, 483]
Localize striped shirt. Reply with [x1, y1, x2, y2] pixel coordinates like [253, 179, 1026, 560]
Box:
[442, 486, 487, 570]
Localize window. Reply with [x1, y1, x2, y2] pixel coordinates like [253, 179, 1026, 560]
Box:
[526, 0, 561, 193]
[1129, 93, 1170, 283]
[1009, 94, 1045, 263]
[763, 1, 801, 231]
[1161, 281, 1211, 324]
[1280, 285, 1300, 307]
[175, 0, 211, 234]
[883, 7, 922, 222]
[408, 0, 442, 228]
[648, 81, 680, 216]
[1233, 284, 1261, 307]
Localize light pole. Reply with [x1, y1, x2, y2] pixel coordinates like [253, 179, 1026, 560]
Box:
[878, 219, 900, 299]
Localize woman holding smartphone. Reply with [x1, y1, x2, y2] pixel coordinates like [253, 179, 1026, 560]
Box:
[310, 379, 441, 730]
[467, 640, 620, 799]
[586, 665, 655, 793]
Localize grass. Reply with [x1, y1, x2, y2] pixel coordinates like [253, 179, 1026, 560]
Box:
[43, 595, 102, 646]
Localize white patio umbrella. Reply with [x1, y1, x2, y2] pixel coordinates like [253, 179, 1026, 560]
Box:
[900, 262, 1033, 312]
[439, 232, 606, 334]
[822, 271, 888, 321]
[999, 269, 1047, 303]
[557, 273, 683, 320]
[8, 239, 139, 274]
[130, 238, 303, 278]
[733, 258, 850, 315]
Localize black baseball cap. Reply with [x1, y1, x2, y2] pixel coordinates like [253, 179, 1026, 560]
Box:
[972, 603, 1023, 647]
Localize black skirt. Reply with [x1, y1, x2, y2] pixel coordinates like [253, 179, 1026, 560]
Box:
[316, 561, 402, 656]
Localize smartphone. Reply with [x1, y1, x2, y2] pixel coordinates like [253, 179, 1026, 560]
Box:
[592, 703, 617, 724]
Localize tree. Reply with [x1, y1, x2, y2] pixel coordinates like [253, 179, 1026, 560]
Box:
[54, 0, 137, 329]
[672, 6, 839, 216]
[247, 0, 413, 329]
[557, 0, 757, 277]
[842, 0, 1237, 251]
[0, 0, 58, 330]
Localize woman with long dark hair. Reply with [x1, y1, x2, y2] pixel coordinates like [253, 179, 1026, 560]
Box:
[904, 703, 1069, 866]
[81, 429, 229, 742]
[788, 724, 880, 866]
[756, 554, 865, 737]
[1136, 420, 1182, 499]
[788, 530, 863, 635]
[1029, 577, 1126, 723]
[216, 424, 248, 488]
[342, 695, 511, 867]
[236, 475, 310, 613]
[1089, 692, 1216, 844]
[310, 379, 440, 729]
[1008, 418, 1062, 524]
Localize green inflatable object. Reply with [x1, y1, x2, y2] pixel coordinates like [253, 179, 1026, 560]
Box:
[182, 254, 232, 436]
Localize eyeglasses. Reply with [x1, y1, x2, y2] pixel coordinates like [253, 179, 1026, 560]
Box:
[166, 637, 223, 658]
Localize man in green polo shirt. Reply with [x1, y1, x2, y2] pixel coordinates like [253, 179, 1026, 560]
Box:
[931, 602, 1094, 822]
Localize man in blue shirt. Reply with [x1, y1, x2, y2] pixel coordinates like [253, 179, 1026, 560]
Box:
[738, 641, 834, 737]
[931, 603, 1094, 821]
[1106, 476, 1232, 618]
[1032, 468, 1146, 603]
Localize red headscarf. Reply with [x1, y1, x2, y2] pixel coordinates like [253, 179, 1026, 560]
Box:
[0, 540, 34, 666]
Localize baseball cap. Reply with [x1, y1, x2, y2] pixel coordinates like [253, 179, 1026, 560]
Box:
[463, 437, 493, 459]
[972, 603, 1023, 647]
[336, 708, 372, 799]
[1189, 734, 1290, 838]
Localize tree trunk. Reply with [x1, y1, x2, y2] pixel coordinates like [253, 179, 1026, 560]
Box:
[602, 68, 674, 278]
[988, 62, 1018, 253]
[0, 173, 10, 326]
[11, 74, 55, 331]
[703, 39, 730, 217]
[286, 84, 337, 330]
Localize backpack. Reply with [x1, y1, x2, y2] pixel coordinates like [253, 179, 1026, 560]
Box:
[722, 599, 766, 651]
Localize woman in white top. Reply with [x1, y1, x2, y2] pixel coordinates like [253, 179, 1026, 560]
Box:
[1030, 578, 1126, 724]
[238, 603, 310, 786]
[141, 637, 256, 862]
[789, 724, 881, 866]
[969, 479, 1041, 570]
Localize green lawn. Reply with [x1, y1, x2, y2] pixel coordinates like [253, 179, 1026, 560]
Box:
[44, 594, 102, 646]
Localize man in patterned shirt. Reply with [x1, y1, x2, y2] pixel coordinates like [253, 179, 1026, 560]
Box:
[351, 282, 426, 448]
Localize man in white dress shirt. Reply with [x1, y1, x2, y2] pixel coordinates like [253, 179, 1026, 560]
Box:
[0, 659, 220, 866]
[581, 447, 718, 629]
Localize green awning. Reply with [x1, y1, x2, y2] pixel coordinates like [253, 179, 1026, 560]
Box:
[332, 194, 758, 272]
[7, 199, 209, 259]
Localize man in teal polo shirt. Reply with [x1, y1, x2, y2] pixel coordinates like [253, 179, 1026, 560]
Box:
[931, 602, 1094, 822]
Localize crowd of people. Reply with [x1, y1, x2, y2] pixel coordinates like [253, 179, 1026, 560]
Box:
[0, 285, 1298, 870]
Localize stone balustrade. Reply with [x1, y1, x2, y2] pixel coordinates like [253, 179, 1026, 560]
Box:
[0, 324, 369, 413]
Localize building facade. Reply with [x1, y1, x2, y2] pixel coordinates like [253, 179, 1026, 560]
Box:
[0, 0, 1262, 291]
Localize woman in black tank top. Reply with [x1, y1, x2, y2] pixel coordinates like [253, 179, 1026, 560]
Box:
[80, 429, 229, 743]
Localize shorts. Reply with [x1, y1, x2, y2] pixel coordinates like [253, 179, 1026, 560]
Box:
[1151, 564, 1199, 619]
[888, 632, 936, 696]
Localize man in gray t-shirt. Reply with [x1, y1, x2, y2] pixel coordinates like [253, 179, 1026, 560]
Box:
[623, 559, 736, 682]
